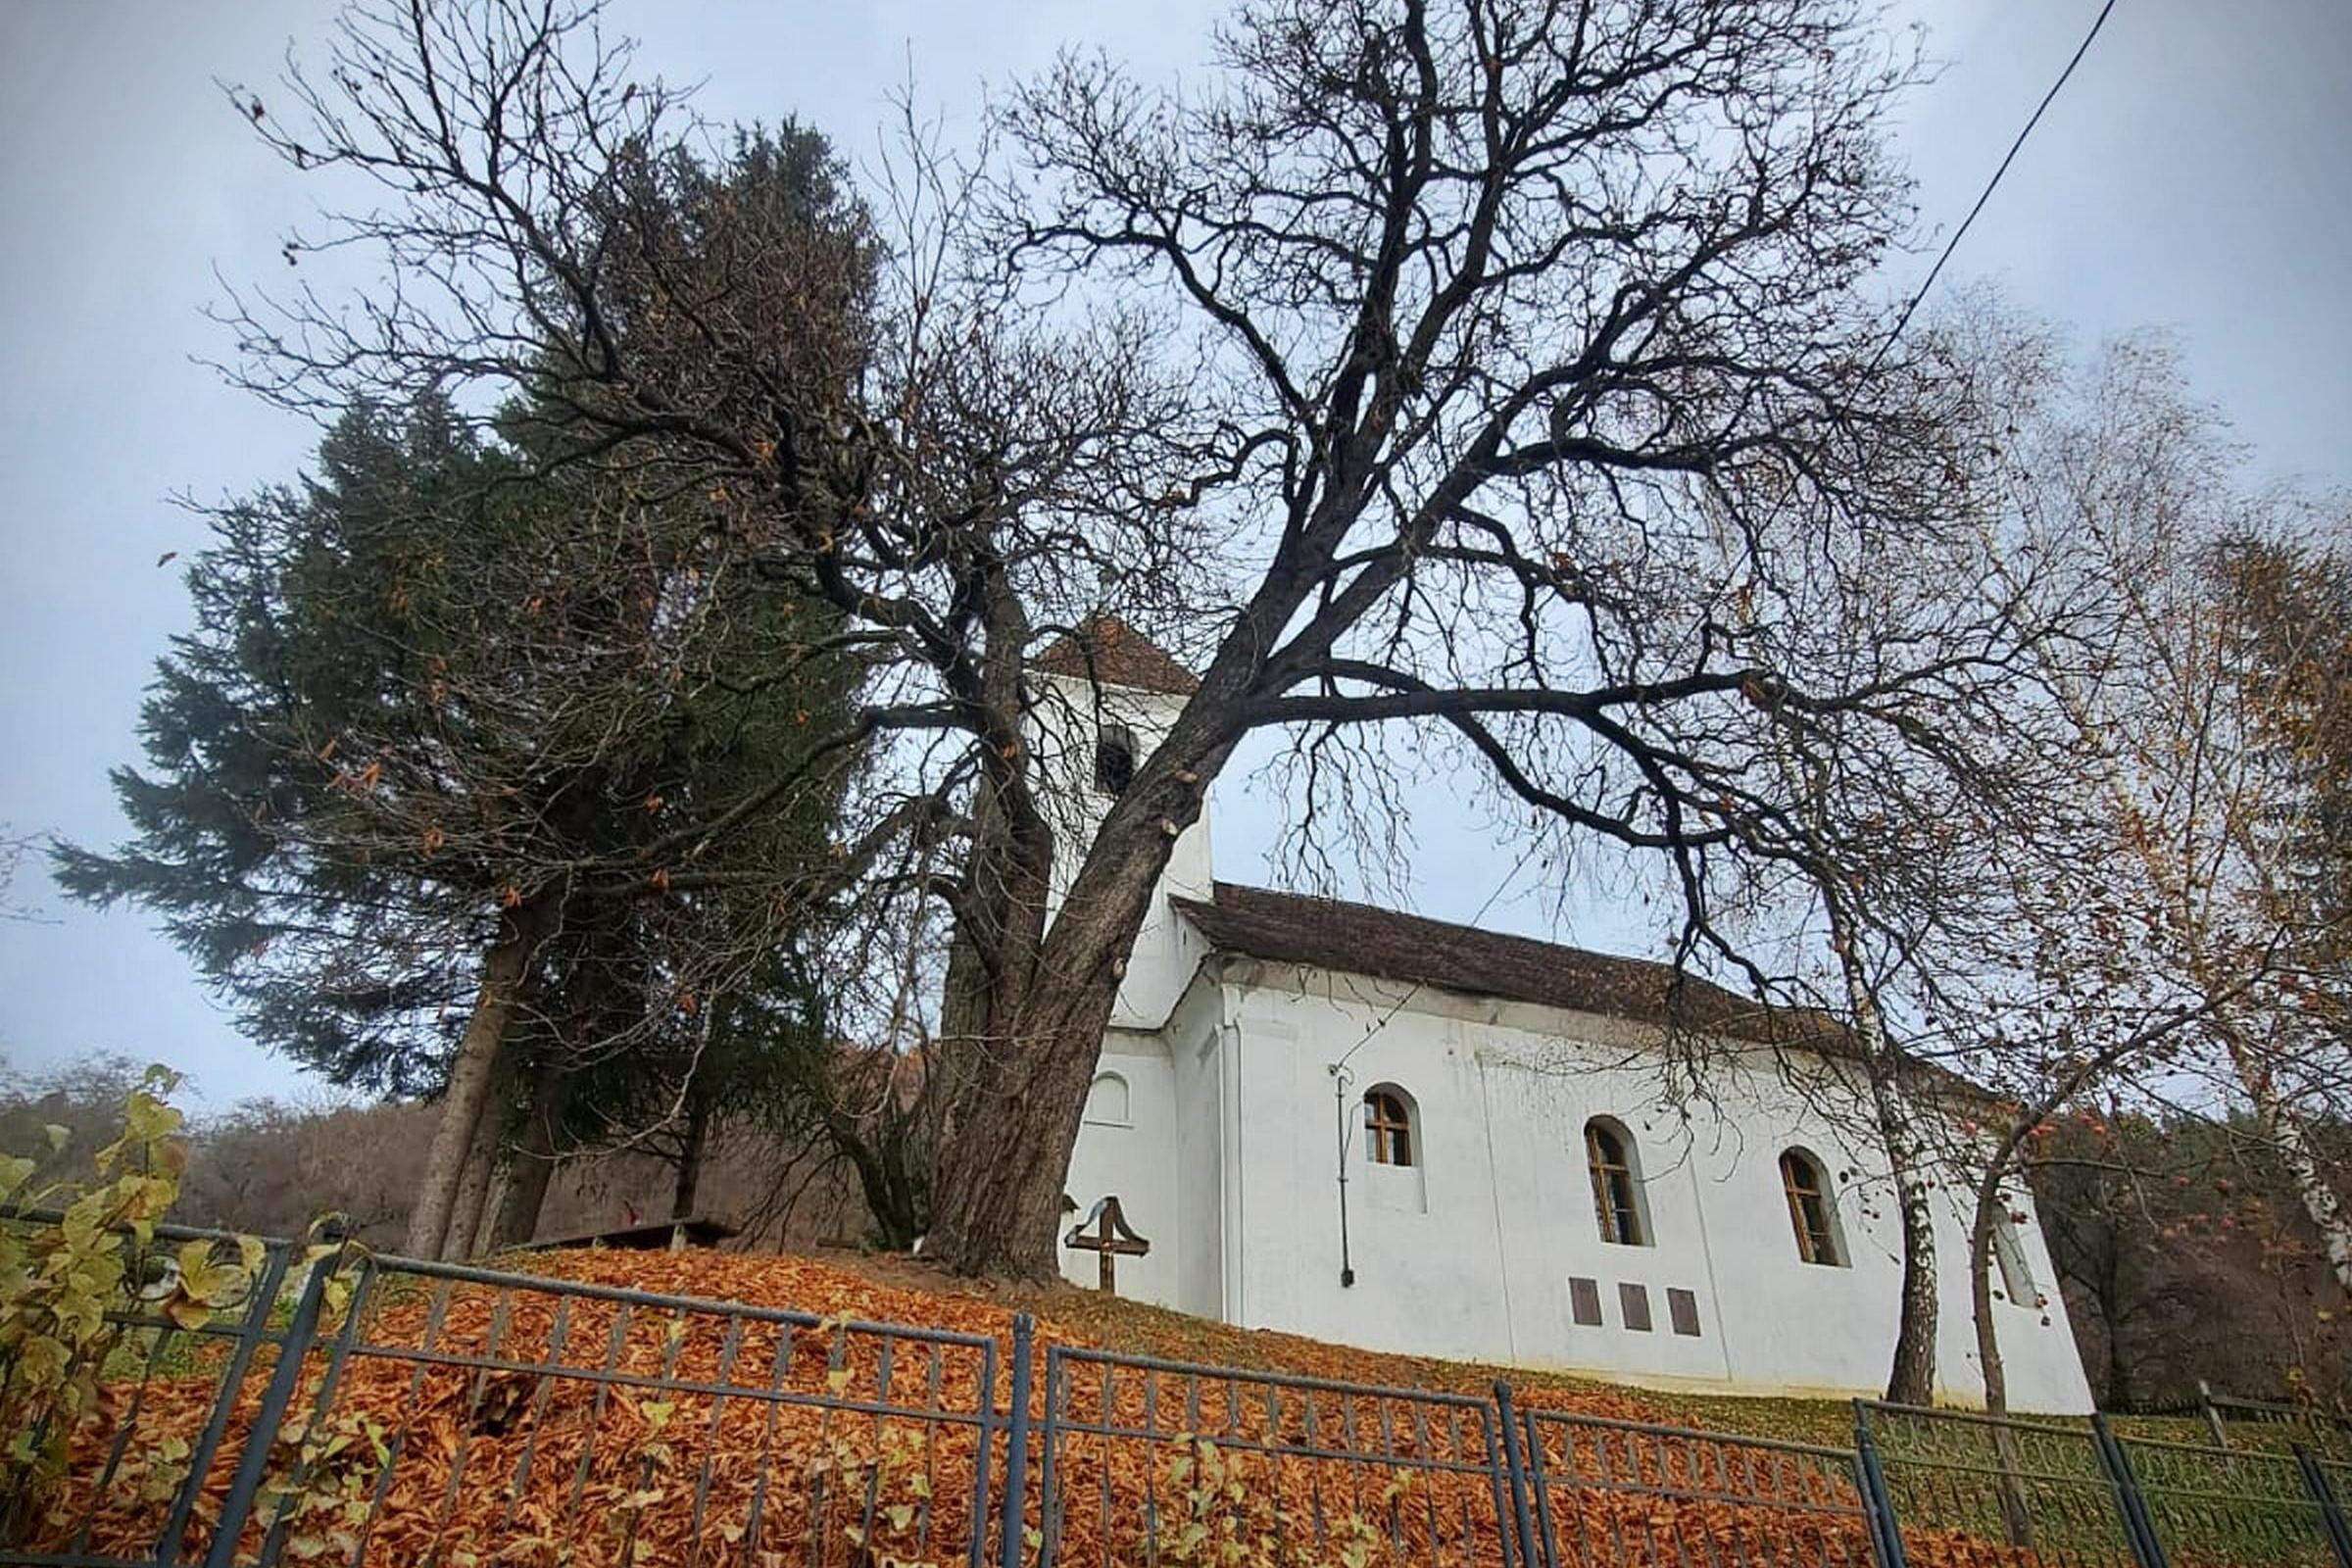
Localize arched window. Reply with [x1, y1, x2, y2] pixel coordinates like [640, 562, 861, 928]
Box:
[1095, 724, 1137, 795]
[1585, 1118, 1649, 1246]
[1779, 1149, 1845, 1266]
[1083, 1071, 1132, 1127]
[1363, 1086, 1415, 1167]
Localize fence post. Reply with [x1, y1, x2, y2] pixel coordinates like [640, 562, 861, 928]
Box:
[1492, 1381, 1542, 1568]
[201, 1240, 344, 1568]
[998, 1313, 1035, 1568]
[2296, 1444, 2352, 1568]
[2092, 1414, 2171, 1568]
[154, 1238, 295, 1565]
[2196, 1381, 2230, 1451]
[1851, 1401, 1909, 1568]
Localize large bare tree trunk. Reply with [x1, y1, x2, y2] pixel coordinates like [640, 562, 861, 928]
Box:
[489, 1070, 566, 1250]
[405, 902, 550, 1258]
[447, 1109, 502, 1260]
[926, 722, 1212, 1276]
[928, 978, 1127, 1277]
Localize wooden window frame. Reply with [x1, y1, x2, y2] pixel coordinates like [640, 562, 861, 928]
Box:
[1364, 1088, 1414, 1168]
[1585, 1120, 1647, 1246]
[1779, 1149, 1843, 1267]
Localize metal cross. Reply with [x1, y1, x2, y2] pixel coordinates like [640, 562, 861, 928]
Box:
[1062, 1195, 1151, 1294]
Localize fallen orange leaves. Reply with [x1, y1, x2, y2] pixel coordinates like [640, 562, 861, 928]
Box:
[36, 1248, 1990, 1568]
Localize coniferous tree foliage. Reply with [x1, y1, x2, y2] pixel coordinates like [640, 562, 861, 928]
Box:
[57, 125, 875, 1256]
[57, 398, 523, 1091]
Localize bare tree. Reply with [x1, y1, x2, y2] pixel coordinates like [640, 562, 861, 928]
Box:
[221, 0, 2092, 1278]
[1829, 330, 2352, 1413]
[1627, 301, 2111, 1403]
[2011, 342, 2352, 1305]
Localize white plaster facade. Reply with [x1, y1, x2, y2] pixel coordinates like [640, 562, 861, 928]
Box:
[1034, 653, 2094, 1415]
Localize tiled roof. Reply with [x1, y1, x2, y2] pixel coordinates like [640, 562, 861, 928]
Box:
[1032, 614, 1200, 697]
[1170, 881, 1835, 1048]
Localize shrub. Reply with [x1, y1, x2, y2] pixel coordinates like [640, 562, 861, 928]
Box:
[0, 1067, 264, 1545]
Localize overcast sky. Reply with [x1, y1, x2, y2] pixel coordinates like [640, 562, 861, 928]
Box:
[1, 0, 2345, 1109]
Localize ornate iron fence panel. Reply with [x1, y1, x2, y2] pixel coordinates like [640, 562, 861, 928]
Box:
[266, 1251, 1004, 1568]
[1855, 1401, 2142, 1568]
[2304, 1450, 2352, 1567]
[1035, 1344, 1518, 1568]
[4, 1231, 1007, 1568]
[2191, 1392, 2352, 1463]
[2115, 1430, 2348, 1568]
[1515, 1403, 1874, 1568]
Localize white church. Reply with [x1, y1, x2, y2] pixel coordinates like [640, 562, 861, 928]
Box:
[1031, 620, 2094, 1415]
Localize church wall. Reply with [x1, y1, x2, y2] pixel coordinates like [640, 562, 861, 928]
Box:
[1167, 971, 1231, 1320]
[1470, 1035, 1739, 1387]
[1058, 1028, 1183, 1305]
[1210, 968, 2094, 1413]
[1222, 988, 1521, 1365]
[1597, 1051, 1933, 1400]
[1061, 971, 1233, 1319]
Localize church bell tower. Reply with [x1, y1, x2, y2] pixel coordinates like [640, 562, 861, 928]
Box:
[1028, 615, 1214, 1029]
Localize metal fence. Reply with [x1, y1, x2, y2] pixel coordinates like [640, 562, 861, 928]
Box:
[2128, 1386, 2352, 1461]
[0, 1219, 316, 1568]
[2119, 1429, 2346, 1568]
[1035, 1346, 1515, 1568]
[1856, 1400, 2140, 1567]
[6, 1224, 1006, 1568]
[1513, 1395, 1876, 1568]
[8, 1209, 2352, 1568]
[270, 1250, 1003, 1568]
[1856, 1401, 2352, 1568]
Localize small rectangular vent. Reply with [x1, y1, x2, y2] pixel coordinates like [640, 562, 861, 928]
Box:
[1569, 1276, 1602, 1327]
[1667, 1287, 1701, 1337]
[1618, 1282, 1653, 1333]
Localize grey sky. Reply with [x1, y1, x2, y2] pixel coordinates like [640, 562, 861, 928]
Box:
[1, 0, 2344, 1109]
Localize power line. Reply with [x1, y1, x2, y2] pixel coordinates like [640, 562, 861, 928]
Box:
[1327, 835, 1548, 1289]
[1330, 835, 1547, 1079]
[1868, 0, 2121, 373]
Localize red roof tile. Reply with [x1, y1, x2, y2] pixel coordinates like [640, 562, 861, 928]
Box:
[1170, 881, 1828, 1047]
[1033, 614, 1200, 697]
